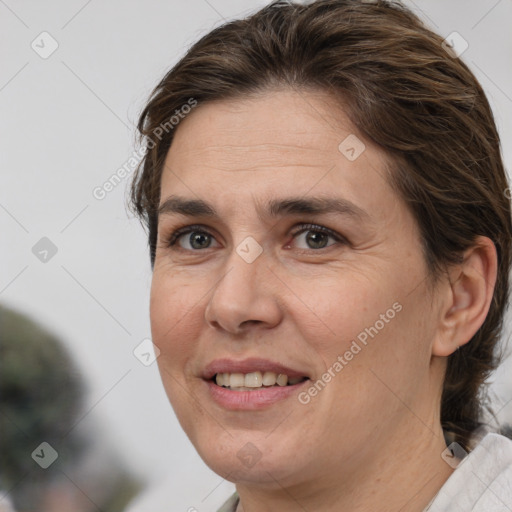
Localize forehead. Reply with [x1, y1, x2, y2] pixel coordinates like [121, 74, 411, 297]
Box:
[166, 89, 365, 166]
[159, 89, 394, 216]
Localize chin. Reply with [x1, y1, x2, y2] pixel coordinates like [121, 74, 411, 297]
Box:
[191, 428, 306, 485]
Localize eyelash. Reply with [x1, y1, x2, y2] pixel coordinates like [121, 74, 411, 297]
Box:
[162, 223, 347, 252]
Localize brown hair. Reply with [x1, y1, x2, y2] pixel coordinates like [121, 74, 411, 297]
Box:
[129, 0, 512, 450]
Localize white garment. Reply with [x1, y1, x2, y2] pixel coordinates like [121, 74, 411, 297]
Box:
[427, 433, 512, 512]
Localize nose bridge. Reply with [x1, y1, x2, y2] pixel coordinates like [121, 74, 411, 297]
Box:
[215, 235, 266, 302]
[205, 236, 281, 332]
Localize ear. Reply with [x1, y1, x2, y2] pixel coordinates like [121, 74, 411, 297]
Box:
[432, 236, 498, 357]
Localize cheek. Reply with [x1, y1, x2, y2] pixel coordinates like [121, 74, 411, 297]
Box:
[293, 273, 399, 361]
[149, 274, 207, 427]
[149, 272, 202, 362]
[301, 273, 429, 406]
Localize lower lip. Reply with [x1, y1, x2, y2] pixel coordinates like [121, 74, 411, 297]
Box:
[205, 379, 309, 410]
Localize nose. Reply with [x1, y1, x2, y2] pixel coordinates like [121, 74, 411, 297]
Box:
[204, 243, 283, 335]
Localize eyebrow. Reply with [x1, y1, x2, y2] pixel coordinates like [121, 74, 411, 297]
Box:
[157, 195, 369, 222]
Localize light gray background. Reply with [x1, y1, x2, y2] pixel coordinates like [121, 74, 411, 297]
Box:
[1, 1, 511, 510]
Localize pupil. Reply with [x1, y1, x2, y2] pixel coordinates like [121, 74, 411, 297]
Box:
[306, 231, 328, 249]
[190, 232, 210, 249]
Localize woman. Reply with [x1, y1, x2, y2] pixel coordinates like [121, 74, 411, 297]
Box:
[129, 1, 512, 510]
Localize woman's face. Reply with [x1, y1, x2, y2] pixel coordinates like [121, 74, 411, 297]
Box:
[150, 89, 445, 487]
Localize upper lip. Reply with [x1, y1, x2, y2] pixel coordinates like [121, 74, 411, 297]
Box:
[201, 358, 311, 380]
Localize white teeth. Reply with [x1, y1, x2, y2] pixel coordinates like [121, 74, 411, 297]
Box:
[215, 373, 230, 386]
[262, 371, 277, 386]
[245, 371, 263, 388]
[229, 373, 245, 388]
[276, 374, 288, 386]
[215, 371, 305, 388]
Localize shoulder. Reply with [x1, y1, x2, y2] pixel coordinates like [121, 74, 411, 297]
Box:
[429, 433, 512, 512]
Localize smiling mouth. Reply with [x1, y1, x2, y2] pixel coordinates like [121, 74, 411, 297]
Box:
[212, 371, 309, 391]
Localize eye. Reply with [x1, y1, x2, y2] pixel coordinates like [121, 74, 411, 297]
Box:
[164, 224, 220, 251]
[162, 223, 346, 252]
[288, 223, 346, 251]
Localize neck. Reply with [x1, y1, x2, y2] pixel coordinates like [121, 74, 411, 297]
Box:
[234, 422, 454, 512]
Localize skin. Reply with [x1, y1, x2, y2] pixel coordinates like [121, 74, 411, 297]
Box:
[150, 88, 497, 512]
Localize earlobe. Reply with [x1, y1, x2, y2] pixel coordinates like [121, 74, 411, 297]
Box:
[432, 236, 497, 357]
